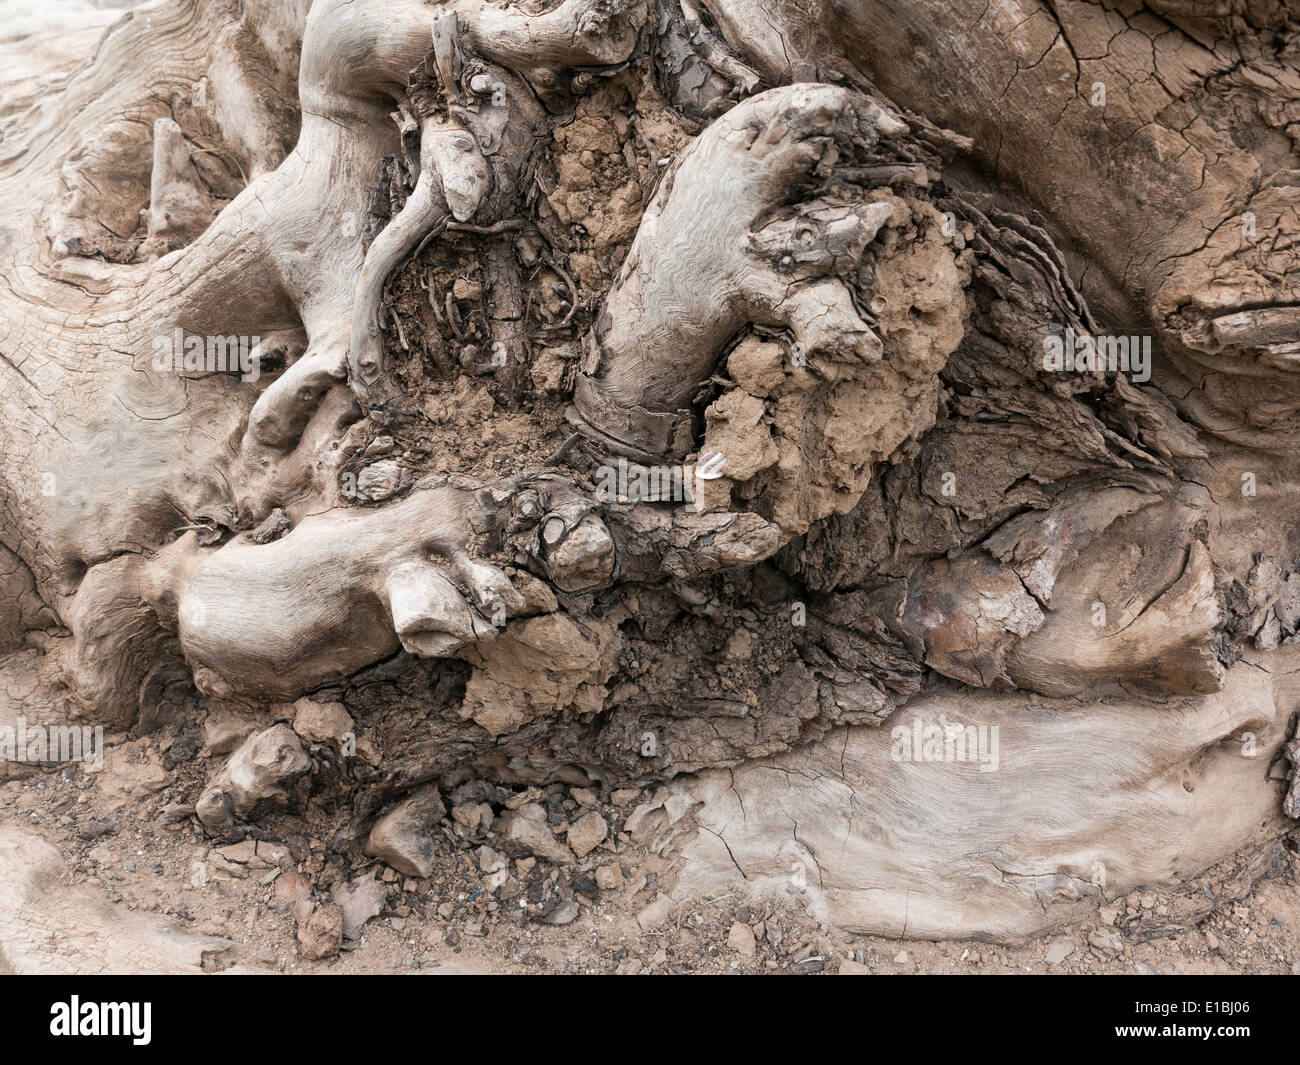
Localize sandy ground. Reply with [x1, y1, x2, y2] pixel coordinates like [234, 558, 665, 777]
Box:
[2, 718, 1297, 975]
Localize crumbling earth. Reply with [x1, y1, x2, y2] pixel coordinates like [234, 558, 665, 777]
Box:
[2, 718, 1297, 974]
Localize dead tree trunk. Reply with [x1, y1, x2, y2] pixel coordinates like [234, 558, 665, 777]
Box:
[0, 0, 1297, 946]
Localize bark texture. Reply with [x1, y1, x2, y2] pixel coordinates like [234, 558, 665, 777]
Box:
[1, 0, 1298, 947]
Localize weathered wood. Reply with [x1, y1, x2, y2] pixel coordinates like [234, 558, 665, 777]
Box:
[0, 0, 1297, 946]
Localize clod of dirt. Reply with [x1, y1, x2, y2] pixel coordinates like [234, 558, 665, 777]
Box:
[298, 903, 344, 960]
[495, 803, 571, 864]
[196, 724, 311, 831]
[334, 872, 388, 940]
[365, 785, 448, 878]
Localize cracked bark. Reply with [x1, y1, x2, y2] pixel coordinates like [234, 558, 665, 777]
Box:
[0, 0, 1298, 942]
